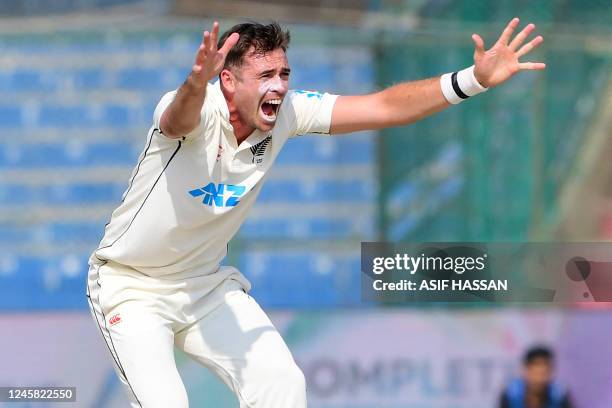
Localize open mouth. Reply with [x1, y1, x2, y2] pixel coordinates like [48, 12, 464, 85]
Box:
[260, 98, 282, 123]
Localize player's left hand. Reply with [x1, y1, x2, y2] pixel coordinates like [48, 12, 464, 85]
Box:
[472, 17, 545, 88]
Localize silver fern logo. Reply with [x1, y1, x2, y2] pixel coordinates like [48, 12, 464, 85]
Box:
[250, 135, 271, 164]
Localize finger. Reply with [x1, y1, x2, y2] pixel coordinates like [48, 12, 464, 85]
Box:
[497, 17, 520, 45]
[472, 33, 485, 58]
[194, 43, 206, 65]
[516, 35, 544, 58]
[210, 21, 219, 51]
[508, 23, 534, 51]
[219, 32, 239, 56]
[518, 62, 546, 70]
[203, 30, 211, 53]
[195, 31, 207, 64]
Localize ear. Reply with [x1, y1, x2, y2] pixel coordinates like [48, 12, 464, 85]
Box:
[220, 69, 236, 93]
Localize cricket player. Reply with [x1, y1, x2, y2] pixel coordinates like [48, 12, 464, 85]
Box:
[87, 19, 544, 407]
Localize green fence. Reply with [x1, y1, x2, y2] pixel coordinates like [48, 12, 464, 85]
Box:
[373, 4, 612, 242]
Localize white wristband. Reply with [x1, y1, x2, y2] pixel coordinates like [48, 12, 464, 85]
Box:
[440, 65, 488, 105]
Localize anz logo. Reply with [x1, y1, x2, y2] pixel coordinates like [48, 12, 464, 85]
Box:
[189, 183, 246, 207]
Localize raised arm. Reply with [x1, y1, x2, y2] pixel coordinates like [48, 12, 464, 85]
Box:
[160, 22, 239, 139]
[330, 18, 545, 134]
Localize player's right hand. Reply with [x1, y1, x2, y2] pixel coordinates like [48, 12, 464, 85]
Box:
[190, 21, 239, 87]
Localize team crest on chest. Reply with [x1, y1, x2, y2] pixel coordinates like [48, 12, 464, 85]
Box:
[250, 135, 271, 164]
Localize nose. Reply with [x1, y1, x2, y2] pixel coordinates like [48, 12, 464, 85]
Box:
[268, 75, 287, 95]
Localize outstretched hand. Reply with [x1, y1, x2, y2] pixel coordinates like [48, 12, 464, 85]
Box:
[191, 22, 239, 87]
[472, 18, 545, 88]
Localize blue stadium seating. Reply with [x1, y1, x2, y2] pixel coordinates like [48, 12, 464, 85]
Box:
[238, 251, 362, 307]
[0, 106, 21, 127]
[0, 142, 140, 168]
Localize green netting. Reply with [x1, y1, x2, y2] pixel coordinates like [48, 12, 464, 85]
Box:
[376, 0, 612, 27]
[376, 30, 610, 242]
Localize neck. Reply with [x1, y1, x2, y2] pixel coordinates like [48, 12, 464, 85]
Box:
[221, 85, 255, 146]
[228, 110, 255, 145]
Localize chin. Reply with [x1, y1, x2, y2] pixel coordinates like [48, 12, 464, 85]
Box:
[257, 121, 276, 132]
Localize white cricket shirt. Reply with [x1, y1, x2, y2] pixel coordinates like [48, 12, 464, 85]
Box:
[89, 81, 337, 283]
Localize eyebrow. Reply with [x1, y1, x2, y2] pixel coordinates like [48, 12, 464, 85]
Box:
[258, 67, 291, 76]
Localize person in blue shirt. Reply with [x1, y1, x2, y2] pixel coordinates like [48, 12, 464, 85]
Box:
[500, 346, 573, 408]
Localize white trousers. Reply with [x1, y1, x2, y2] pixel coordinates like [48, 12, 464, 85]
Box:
[86, 261, 306, 408]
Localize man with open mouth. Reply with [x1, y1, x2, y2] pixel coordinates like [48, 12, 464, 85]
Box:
[86, 19, 545, 408]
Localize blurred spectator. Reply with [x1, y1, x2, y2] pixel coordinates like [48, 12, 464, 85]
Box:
[499, 346, 573, 408]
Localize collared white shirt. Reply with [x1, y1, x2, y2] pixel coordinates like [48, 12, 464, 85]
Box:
[90, 81, 338, 281]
